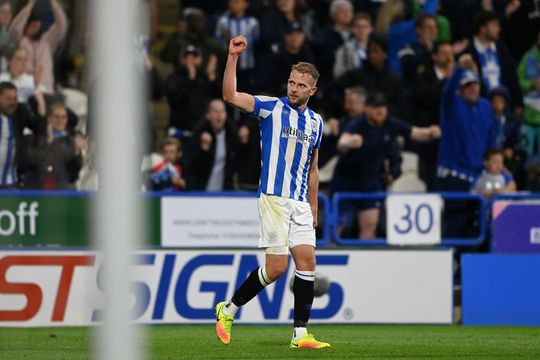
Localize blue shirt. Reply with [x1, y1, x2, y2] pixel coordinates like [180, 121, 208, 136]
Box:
[253, 96, 323, 202]
[332, 116, 411, 191]
[0, 115, 16, 186]
[438, 68, 497, 180]
[215, 13, 259, 70]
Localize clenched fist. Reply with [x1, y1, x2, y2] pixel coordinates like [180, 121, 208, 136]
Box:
[229, 35, 247, 56]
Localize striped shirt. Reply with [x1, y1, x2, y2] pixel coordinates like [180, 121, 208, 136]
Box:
[0, 114, 16, 186]
[215, 13, 259, 70]
[253, 96, 323, 202]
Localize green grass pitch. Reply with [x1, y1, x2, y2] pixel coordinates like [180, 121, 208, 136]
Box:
[1, 325, 540, 359]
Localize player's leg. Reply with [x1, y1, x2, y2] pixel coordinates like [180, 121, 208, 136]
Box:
[358, 207, 380, 239]
[215, 193, 290, 345]
[288, 201, 330, 349]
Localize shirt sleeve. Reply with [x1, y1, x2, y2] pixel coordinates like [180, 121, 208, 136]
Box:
[252, 95, 277, 120]
[314, 117, 324, 149]
[389, 117, 413, 138]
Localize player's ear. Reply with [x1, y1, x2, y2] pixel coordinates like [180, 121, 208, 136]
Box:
[310, 86, 317, 96]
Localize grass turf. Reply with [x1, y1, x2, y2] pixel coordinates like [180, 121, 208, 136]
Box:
[1, 325, 540, 359]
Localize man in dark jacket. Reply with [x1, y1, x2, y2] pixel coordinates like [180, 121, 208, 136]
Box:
[0, 81, 45, 188]
[189, 99, 236, 190]
[25, 104, 83, 190]
[465, 11, 524, 111]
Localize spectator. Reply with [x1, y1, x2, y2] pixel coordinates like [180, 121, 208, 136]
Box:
[25, 103, 83, 190]
[489, 86, 526, 188]
[474, 148, 516, 200]
[332, 92, 440, 239]
[259, 0, 315, 50]
[0, 81, 45, 189]
[399, 13, 438, 83]
[313, 0, 354, 85]
[0, 47, 45, 104]
[9, 0, 67, 94]
[320, 86, 367, 167]
[326, 34, 406, 120]
[518, 30, 540, 157]
[189, 99, 236, 191]
[264, 21, 315, 96]
[333, 12, 372, 78]
[377, 0, 438, 75]
[148, 137, 186, 191]
[215, 0, 259, 91]
[437, 55, 497, 238]
[165, 45, 219, 132]
[437, 55, 497, 189]
[235, 119, 261, 191]
[413, 40, 454, 190]
[465, 11, 523, 111]
[160, 7, 225, 69]
[0, 1, 14, 73]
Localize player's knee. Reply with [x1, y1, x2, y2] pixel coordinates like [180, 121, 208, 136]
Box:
[266, 263, 287, 281]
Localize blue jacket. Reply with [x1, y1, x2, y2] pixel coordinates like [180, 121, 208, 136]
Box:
[437, 68, 497, 180]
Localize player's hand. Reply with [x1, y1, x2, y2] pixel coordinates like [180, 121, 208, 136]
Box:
[229, 35, 247, 56]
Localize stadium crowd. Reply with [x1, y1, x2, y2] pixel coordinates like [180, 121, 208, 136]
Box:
[0, 0, 539, 237]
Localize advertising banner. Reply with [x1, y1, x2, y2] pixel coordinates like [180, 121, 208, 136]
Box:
[0, 249, 453, 327]
[491, 200, 540, 253]
[161, 197, 261, 247]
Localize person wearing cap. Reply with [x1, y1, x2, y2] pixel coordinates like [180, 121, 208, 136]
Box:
[165, 44, 219, 132]
[8, 0, 67, 94]
[264, 20, 315, 96]
[333, 92, 441, 239]
[436, 54, 498, 237]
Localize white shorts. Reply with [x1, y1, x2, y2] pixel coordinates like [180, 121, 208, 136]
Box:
[257, 193, 316, 254]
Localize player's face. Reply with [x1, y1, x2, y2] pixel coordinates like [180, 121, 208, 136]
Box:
[162, 144, 180, 163]
[287, 70, 317, 108]
[365, 105, 388, 125]
[485, 154, 503, 174]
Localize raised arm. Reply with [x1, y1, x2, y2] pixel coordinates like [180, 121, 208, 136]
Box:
[42, 0, 68, 50]
[337, 132, 363, 153]
[222, 35, 255, 113]
[410, 125, 441, 142]
[9, 0, 34, 44]
[307, 148, 320, 227]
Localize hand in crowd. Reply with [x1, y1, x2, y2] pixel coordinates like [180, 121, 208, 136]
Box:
[452, 39, 469, 55]
[200, 131, 213, 151]
[184, 56, 199, 80]
[171, 176, 186, 189]
[349, 134, 364, 148]
[429, 125, 442, 139]
[327, 118, 340, 137]
[206, 54, 218, 82]
[238, 125, 250, 144]
[505, 0, 521, 18]
[229, 35, 247, 56]
[458, 54, 478, 73]
[74, 134, 87, 155]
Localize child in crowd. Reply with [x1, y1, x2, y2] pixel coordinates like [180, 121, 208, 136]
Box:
[215, 0, 259, 91]
[474, 148, 516, 200]
[149, 138, 186, 191]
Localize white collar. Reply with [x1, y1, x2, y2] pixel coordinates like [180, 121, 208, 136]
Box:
[474, 36, 497, 53]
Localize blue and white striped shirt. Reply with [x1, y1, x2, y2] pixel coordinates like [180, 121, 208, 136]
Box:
[215, 14, 259, 70]
[0, 115, 16, 186]
[253, 96, 323, 202]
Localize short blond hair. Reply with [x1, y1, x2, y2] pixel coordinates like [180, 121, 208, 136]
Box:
[291, 62, 320, 84]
